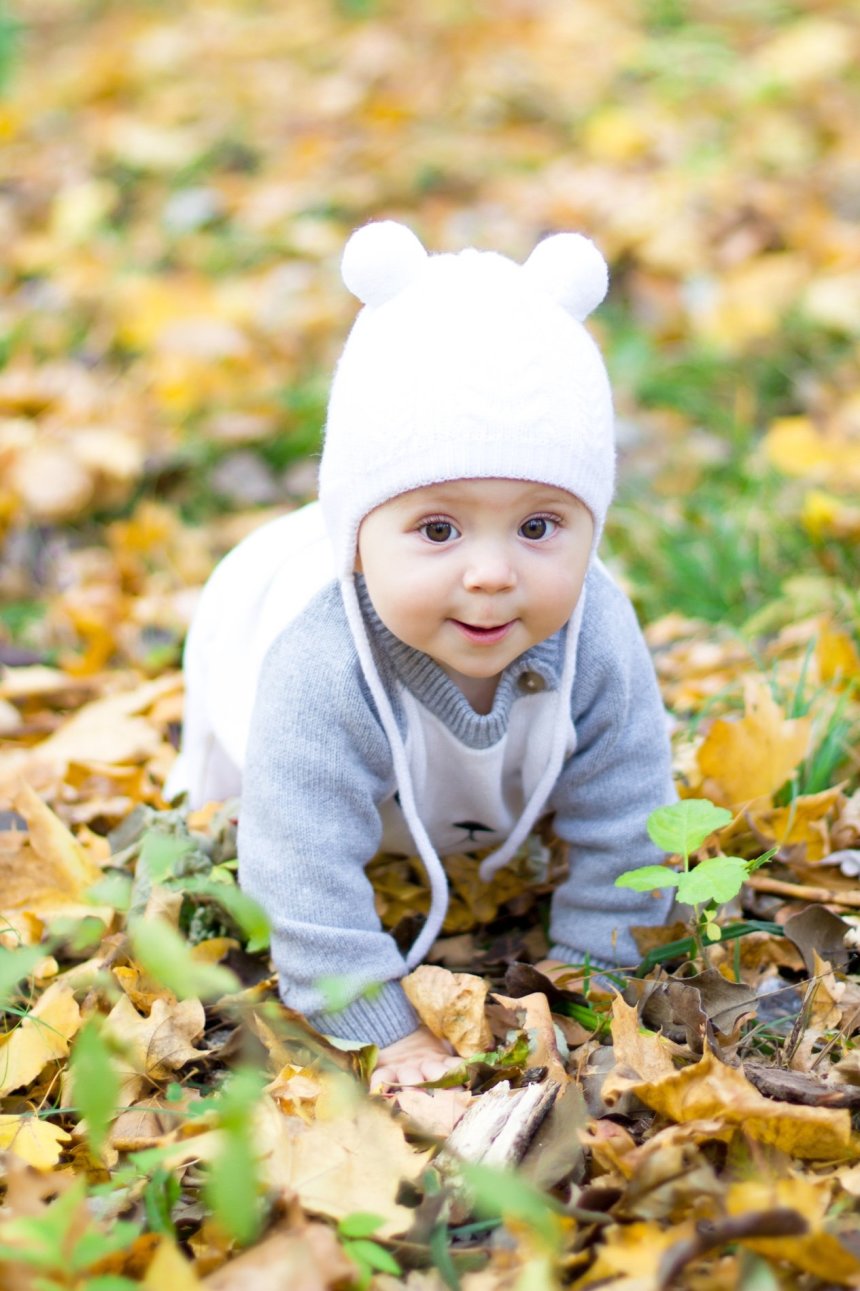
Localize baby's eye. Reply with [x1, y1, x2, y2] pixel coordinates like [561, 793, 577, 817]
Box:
[519, 516, 557, 541]
[420, 519, 460, 543]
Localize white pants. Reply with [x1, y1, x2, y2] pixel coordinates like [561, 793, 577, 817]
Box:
[166, 502, 336, 807]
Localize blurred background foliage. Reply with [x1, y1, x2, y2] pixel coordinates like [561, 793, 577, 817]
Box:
[0, 0, 858, 666]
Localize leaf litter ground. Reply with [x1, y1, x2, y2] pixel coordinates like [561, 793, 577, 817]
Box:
[1, 0, 860, 1287]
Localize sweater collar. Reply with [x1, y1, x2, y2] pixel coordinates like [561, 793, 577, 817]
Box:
[354, 576, 565, 748]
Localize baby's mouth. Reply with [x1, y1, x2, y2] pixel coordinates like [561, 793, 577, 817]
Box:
[451, 620, 516, 645]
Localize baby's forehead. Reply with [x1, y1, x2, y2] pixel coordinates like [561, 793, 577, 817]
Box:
[383, 478, 584, 513]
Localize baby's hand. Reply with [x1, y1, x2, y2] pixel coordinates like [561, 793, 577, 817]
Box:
[371, 1025, 463, 1090]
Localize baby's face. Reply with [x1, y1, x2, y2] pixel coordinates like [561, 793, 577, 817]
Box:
[356, 478, 593, 697]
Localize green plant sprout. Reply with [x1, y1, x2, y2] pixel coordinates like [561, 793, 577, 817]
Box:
[616, 799, 775, 966]
[336, 1213, 402, 1289]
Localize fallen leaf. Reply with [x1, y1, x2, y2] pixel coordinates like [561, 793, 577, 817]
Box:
[13, 782, 102, 891]
[142, 1238, 204, 1290]
[633, 1047, 855, 1161]
[748, 786, 844, 863]
[0, 1115, 72, 1170]
[201, 1220, 354, 1290]
[727, 1176, 860, 1283]
[393, 1087, 476, 1138]
[0, 980, 82, 1096]
[601, 993, 676, 1108]
[783, 905, 852, 974]
[402, 965, 493, 1057]
[697, 677, 812, 806]
[102, 986, 209, 1089]
[255, 1079, 428, 1238]
[488, 992, 569, 1089]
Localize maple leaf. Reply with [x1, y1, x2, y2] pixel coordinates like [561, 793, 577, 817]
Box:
[697, 677, 812, 806]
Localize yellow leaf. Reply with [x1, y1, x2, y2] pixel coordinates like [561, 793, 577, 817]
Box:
[142, 1238, 204, 1291]
[601, 993, 676, 1109]
[14, 783, 102, 892]
[633, 1047, 854, 1161]
[765, 417, 860, 490]
[102, 994, 209, 1086]
[576, 1219, 695, 1286]
[727, 1177, 860, 1282]
[402, 965, 493, 1057]
[802, 490, 860, 542]
[0, 674, 179, 798]
[0, 981, 81, 1096]
[696, 678, 811, 806]
[695, 255, 807, 351]
[819, 622, 860, 686]
[581, 106, 653, 163]
[256, 1080, 429, 1238]
[0, 1114, 71, 1169]
[747, 786, 843, 863]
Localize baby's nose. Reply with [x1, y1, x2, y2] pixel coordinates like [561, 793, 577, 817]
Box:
[462, 550, 517, 592]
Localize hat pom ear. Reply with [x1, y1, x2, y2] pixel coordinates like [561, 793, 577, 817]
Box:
[523, 232, 609, 321]
[341, 221, 428, 308]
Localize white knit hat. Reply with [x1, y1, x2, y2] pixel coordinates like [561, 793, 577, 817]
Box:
[317, 220, 616, 969]
[319, 220, 615, 577]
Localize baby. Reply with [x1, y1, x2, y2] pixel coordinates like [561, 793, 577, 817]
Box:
[167, 221, 676, 1087]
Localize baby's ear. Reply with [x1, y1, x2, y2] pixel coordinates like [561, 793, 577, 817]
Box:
[523, 232, 608, 321]
[341, 221, 428, 308]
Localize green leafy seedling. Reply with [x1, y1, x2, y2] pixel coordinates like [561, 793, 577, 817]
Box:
[203, 1067, 267, 1247]
[616, 798, 774, 965]
[0, 1179, 140, 1285]
[337, 1213, 401, 1288]
[69, 1017, 121, 1157]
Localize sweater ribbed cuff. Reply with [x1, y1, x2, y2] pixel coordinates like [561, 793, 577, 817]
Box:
[548, 943, 619, 973]
[306, 978, 420, 1049]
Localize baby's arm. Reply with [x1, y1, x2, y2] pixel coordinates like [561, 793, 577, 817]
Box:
[547, 567, 676, 970]
[238, 591, 421, 1047]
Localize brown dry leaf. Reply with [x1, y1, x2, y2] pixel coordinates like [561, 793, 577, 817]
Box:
[256, 1079, 429, 1238]
[601, 993, 676, 1108]
[0, 979, 81, 1096]
[100, 993, 209, 1105]
[393, 1087, 477, 1139]
[789, 950, 845, 1073]
[696, 676, 812, 806]
[490, 991, 570, 1086]
[109, 1096, 185, 1152]
[0, 1115, 72, 1170]
[201, 1220, 354, 1290]
[0, 674, 180, 796]
[727, 1176, 860, 1283]
[402, 965, 493, 1057]
[633, 1047, 855, 1161]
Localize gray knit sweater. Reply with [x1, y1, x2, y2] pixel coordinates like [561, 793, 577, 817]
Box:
[238, 561, 675, 1047]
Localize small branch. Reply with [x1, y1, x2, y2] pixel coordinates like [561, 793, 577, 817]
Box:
[657, 1209, 808, 1288]
[745, 874, 860, 908]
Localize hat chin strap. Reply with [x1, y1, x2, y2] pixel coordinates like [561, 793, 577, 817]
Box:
[341, 576, 586, 971]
